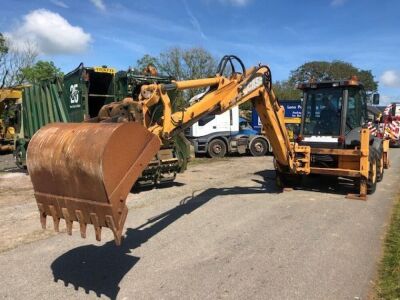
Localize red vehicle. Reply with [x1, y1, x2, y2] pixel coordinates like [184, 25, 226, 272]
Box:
[382, 103, 400, 147]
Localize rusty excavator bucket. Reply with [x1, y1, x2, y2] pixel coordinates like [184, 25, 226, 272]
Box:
[27, 122, 160, 245]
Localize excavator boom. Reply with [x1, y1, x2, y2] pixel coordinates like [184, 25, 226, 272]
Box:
[28, 55, 307, 244]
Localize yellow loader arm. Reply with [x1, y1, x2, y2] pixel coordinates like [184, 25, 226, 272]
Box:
[28, 55, 309, 244]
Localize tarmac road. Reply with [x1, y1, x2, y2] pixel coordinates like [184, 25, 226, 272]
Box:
[0, 150, 399, 299]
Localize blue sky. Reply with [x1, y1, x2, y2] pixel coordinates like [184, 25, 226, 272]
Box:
[1, 0, 400, 103]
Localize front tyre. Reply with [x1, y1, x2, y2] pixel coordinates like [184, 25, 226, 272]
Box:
[207, 139, 227, 158]
[249, 138, 268, 156]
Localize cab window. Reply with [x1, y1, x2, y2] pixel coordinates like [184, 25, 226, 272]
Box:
[303, 88, 342, 136]
[346, 88, 367, 133]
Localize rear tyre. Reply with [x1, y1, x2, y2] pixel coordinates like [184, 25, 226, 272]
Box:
[249, 138, 268, 156]
[207, 139, 227, 158]
[367, 159, 377, 195]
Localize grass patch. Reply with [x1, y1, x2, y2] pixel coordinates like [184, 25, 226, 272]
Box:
[376, 196, 400, 299]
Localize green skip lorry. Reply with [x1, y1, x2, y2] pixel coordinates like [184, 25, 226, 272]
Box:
[13, 64, 190, 186]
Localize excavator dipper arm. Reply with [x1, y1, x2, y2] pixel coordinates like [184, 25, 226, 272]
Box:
[27, 55, 309, 244]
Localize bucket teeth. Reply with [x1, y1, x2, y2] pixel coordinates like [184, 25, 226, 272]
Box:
[61, 208, 73, 235]
[90, 213, 102, 242]
[37, 203, 47, 229]
[75, 210, 87, 238]
[106, 215, 122, 246]
[35, 204, 127, 244]
[49, 205, 60, 232]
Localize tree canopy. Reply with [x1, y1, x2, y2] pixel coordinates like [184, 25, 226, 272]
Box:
[135, 54, 158, 72]
[0, 33, 8, 55]
[20, 60, 63, 83]
[135, 47, 218, 107]
[0, 33, 64, 87]
[273, 80, 302, 100]
[0, 32, 38, 87]
[288, 60, 378, 92]
[135, 47, 217, 81]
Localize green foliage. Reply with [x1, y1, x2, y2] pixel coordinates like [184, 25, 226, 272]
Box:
[0, 33, 8, 55]
[156, 47, 217, 80]
[20, 60, 63, 83]
[158, 47, 185, 80]
[239, 102, 252, 111]
[181, 47, 216, 80]
[1, 32, 38, 87]
[376, 197, 400, 299]
[289, 60, 378, 92]
[136, 47, 218, 108]
[135, 54, 158, 71]
[273, 80, 302, 100]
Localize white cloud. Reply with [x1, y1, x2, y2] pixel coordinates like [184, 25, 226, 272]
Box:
[331, 0, 348, 6]
[50, 0, 68, 8]
[90, 0, 106, 11]
[5, 9, 91, 55]
[380, 70, 400, 88]
[219, 0, 251, 6]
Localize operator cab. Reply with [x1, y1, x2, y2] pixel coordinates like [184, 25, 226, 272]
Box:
[298, 77, 371, 149]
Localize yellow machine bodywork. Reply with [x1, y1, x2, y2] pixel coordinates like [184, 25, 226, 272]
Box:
[27, 56, 386, 244]
[0, 88, 23, 152]
[284, 117, 301, 141]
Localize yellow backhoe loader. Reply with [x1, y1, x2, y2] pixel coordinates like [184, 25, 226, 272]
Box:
[0, 88, 22, 152]
[27, 55, 388, 245]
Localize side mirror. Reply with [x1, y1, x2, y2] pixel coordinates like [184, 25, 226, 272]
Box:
[372, 93, 380, 105]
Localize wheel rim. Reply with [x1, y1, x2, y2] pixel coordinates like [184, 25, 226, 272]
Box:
[212, 143, 222, 154]
[253, 141, 264, 153]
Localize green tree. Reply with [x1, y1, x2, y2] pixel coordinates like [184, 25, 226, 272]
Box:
[135, 54, 159, 71]
[158, 47, 185, 80]
[273, 80, 302, 100]
[289, 60, 378, 92]
[182, 47, 216, 81]
[0, 33, 8, 87]
[20, 60, 63, 83]
[0, 33, 38, 88]
[0, 33, 8, 56]
[155, 47, 217, 107]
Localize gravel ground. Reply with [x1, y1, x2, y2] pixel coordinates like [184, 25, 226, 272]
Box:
[0, 151, 399, 299]
[0, 153, 18, 172]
